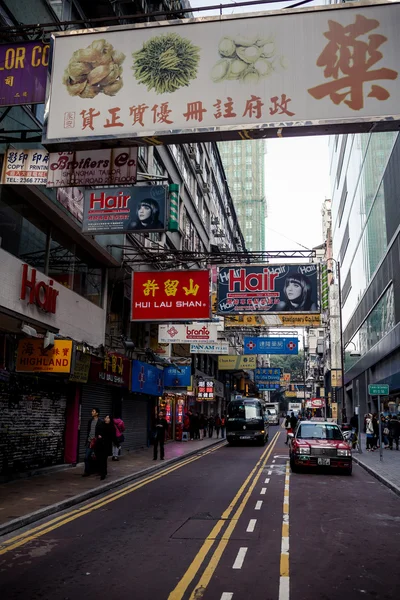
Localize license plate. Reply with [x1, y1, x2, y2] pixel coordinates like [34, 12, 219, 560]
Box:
[240, 435, 251, 439]
[318, 458, 331, 466]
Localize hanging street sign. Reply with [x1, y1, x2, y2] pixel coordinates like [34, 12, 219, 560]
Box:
[368, 384, 389, 395]
[243, 337, 298, 355]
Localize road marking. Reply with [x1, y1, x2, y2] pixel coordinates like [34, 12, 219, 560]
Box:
[220, 594, 233, 600]
[255, 500, 263, 510]
[232, 547, 248, 569]
[279, 461, 290, 600]
[268, 470, 272, 475]
[246, 519, 257, 533]
[260, 488, 267, 495]
[272, 459, 276, 463]
[0, 443, 225, 556]
[264, 477, 270, 484]
[169, 431, 280, 600]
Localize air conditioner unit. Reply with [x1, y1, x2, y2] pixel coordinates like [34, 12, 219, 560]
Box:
[188, 145, 196, 158]
[203, 182, 211, 194]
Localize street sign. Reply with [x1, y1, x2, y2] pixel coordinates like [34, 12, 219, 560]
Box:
[368, 384, 389, 395]
[243, 337, 298, 355]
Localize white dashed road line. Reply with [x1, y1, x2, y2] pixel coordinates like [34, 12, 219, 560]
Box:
[232, 547, 248, 569]
[246, 519, 257, 533]
[260, 487, 267, 495]
[255, 500, 263, 510]
[279, 462, 290, 600]
[220, 594, 233, 600]
[268, 470, 272, 475]
[264, 477, 270, 484]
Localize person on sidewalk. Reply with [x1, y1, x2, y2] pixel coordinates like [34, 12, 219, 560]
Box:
[208, 414, 215, 438]
[365, 414, 375, 451]
[96, 415, 113, 480]
[153, 410, 168, 460]
[388, 414, 400, 450]
[372, 413, 379, 449]
[83, 407, 101, 477]
[112, 416, 125, 461]
[203, 415, 208, 440]
[221, 413, 226, 439]
[199, 413, 205, 439]
[214, 414, 222, 438]
[193, 412, 201, 440]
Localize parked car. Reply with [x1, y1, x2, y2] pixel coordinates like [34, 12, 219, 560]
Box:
[288, 421, 352, 475]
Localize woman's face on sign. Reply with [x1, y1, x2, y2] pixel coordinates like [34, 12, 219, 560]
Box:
[286, 280, 302, 301]
[138, 203, 152, 221]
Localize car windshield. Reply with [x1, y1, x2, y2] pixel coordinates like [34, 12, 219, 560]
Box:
[296, 423, 343, 441]
[267, 409, 277, 415]
[228, 403, 261, 420]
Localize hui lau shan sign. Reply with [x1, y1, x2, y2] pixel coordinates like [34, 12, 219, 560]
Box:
[43, 1, 400, 150]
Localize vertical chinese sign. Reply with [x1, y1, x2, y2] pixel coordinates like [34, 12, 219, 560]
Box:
[131, 270, 210, 321]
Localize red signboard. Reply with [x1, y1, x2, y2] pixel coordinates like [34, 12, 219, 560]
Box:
[131, 270, 210, 321]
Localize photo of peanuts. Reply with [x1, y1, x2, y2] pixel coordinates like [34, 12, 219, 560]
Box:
[63, 39, 125, 98]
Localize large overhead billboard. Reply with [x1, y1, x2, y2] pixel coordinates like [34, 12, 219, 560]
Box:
[218, 264, 319, 315]
[43, 2, 400, 149]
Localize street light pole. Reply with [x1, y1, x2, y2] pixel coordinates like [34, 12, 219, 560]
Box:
[336, 260, 346, 425]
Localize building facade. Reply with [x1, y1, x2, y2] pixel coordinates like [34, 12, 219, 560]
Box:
[0, 0, 245, 478]
[330, 131, 400, 418]
[218, 140, 267, 251]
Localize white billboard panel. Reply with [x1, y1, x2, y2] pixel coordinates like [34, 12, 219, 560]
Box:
[158, 323, 219, 343]
[44, 2, 400, 148]
[190, 342, 229, 354]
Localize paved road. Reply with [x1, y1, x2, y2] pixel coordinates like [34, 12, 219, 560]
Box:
[1, 427, 399, 600]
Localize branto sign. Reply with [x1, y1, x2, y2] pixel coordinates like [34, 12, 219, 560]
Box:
[217, 355, 257, 370]
[1, 149, 48, 185]
[244, 337, 299, 355]
[218, 264, 319, 315]
[43, 3, 400, 149]
[159, 323, 218, 344]
[83, 184, 167, 234]
[16, 339, 73, 373]
[0, 41, 49, 106]
[132, 270, 210, 321]
[47, 148, 138, 187]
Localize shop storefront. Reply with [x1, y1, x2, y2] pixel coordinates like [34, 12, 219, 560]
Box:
[131, 359, 164, 447]
[162, 365, 191, 441]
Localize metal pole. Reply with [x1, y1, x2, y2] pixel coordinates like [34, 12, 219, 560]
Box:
[356, 379, 362, 454]
[337, 261, 345, 425]
[378, 395, 383, 462]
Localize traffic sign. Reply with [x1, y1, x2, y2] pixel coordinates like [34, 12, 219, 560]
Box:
[368, 384, 389, 396]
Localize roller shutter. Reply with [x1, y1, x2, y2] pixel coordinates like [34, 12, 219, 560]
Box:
[121, 396, 149, 452]
[79, 384, 114, 461]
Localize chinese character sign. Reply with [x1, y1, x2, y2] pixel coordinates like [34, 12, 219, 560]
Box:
[243, 337, 299, 355]
[197, 380, 214, 400]
[218, 264, 319, 315]
[1, 149, 49, 185]
[131, 270, 210, 321]
[16, 339, 73, 373]
[44, 3, 400, 148]
[0, 42, 49, 107]
[254, 367, 282, 382]
[82, 185, 167, 234]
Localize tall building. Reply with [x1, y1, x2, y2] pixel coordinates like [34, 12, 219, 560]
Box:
[218, 140, 267, 251]
[330, 131, 400, 418]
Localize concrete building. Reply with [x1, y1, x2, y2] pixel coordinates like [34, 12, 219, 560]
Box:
[329, 131, 400, 419]
[218, 140, 267, 251]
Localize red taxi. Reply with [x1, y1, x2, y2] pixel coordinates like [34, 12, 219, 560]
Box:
[288, 421, 352, 475]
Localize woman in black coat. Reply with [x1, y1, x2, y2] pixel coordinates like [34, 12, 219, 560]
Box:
[95, 415, 113, 480]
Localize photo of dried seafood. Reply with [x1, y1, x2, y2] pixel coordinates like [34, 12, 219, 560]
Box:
[63, 39, 125, 98]
[132, 33, 200, 94]
[211, 34, 288, 84]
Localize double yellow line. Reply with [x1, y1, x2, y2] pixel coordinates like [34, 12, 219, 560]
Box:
[0, 444, 222, 556]
[169, 430, 280, 600]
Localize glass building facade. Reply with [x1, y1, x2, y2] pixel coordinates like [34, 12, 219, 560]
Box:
[218, 140, 266, 251]
[330, 131, 400, 415]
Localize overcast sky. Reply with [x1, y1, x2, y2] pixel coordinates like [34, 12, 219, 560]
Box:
[189, 0, 332, 252]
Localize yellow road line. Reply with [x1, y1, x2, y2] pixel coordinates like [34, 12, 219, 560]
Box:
[279, 461, 290, 600]
[0, 444, 223, 555]
[168, 431, 280, 600]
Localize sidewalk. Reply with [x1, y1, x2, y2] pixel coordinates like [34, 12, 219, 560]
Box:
[352, 433, 400, 496]
[0, 435, 225, 536]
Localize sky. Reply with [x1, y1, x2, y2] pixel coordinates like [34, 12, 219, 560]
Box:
[189, 0, 332, 253]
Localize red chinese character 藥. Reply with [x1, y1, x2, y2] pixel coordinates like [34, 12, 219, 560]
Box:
[308, 14, 398, 111]
[130, 104, 149, 127]
[80, 108, 100, 131]
[152, 103, 173, 125]
[183, 102, 207, 122]
[242, 95, 264, 119]
[104, 107, 124, 128]
[213, 97, 237, 119]
[269, 94, 295, 117]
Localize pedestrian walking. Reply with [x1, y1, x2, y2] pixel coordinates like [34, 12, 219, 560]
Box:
[372, 413, 379, 449]
[388, 414, 400, 450]
[284, 414, 292, 445]
[153, 410, 168, 460]
[290, 411, 298, 431]
[193, 412, 201, 440]
[96, 415, 113, 480]
[381, 414, 390, 448]
[221, 413, 226, 438]
[82, 407, 101, 477]
[112, 416, 125, 461]
[208, 414, 215, 438]
[215, 414, 222, 438]
[365, 413, 375, 451]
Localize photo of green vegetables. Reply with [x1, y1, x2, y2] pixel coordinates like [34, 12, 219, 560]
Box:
[211, 34, 287, 84]
[132, 33, 200, 94]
